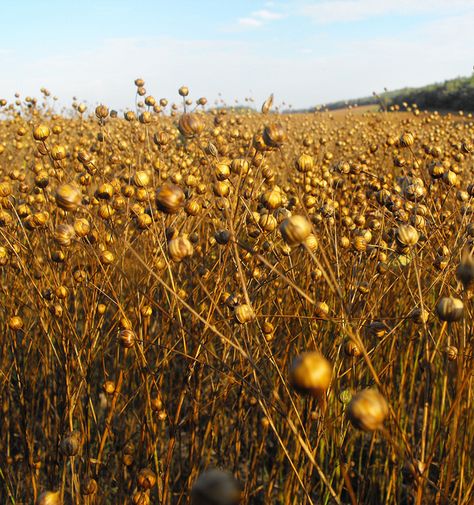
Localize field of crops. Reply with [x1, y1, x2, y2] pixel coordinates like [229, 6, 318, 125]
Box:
[0, 84, 473, 505]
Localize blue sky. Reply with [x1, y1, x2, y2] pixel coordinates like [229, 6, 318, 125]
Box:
[1, 0, 473, 109]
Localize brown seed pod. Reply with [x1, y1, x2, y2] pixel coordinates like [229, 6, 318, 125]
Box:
[119, 328, 136, 348]
[191, 469, 241, 505]
[133, 491, 150, 505]
[396, 224, 419, 247]
[178, 113, 204, 138]
[446, 345, 458, 361]
[54, 224, 75, 247]
[347, 389, 388, 431]
[137, 468, 157, 490]
[289, 352, 332, 397]
[60, 431, 82, 457]
[344, 339, 361, 357]
[156, 184, 185, 214]
[456, 249, 474, 289]
[280, 215, 312, 246]
[234, 304, 255, 324]
[436, 297, 463, 322]
[55, 184, 82, 211]
[168, 235, 194, 262]
[263, 123, 287, 148]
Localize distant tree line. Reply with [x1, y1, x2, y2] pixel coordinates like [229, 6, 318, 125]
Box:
[312, 74, 474, 112]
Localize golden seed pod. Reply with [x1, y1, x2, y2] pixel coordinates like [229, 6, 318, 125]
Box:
[119, 328, 136, 348]
[178, 113, 204, 138]
[36, 491, 61, 505]
[295, 153, 314, 173]
[436, 297, 464, 322]
[399, 132, 415, 147]
[263, 123, 287, 148]
[137, 468, 157, 490]
[396, 224, 419, 247]
[103, 380, 115, 394]
[280, 215, 312, 246]
[191, 469, 241, 505]
[303, 233, 318, 252]
[261, 188, 282, 210]
[156, 183, 185, 214]
[347, 389, 388, 431]
[95, 104, 109, 119]
[51, 145, 67, 161]
[33, 124, 50, 141]
[134, 170, 150, 187]
[446, 345, 458, 361]
[9, 315, 23, 330]
[54, 224, 75, 247]
[73, 217, 91, 237]
[344, 339, 361, 357]
[133, 491, 150, 505]
[178, 85, 189, 97]
[314, 301, 329, 318]
[261, 93, 274, 114]
[0, 181, 12, 197]
[99, 250, 115, 265]
[55, 183, 82, 211]
[456, 249, 474, 289]
[168, 235, 194, 262]
[234, 304, 255, 324]
[60, 431, 82, 457]
[289, 352, 332, 397]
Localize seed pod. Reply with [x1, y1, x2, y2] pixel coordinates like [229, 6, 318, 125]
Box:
[456, 249, 474, 289]
[73, 218, 91, 237]
[60, 431, 82, 457]
[295, 154, 314, 173]
[289, 352, 332, 397]
[261, 93, 274, 114]
[168, 235, 194, 262]
[436, 297, 463, 322]
[119, 328, 136, 348]
[347, 389, 388, 431]
[51, 145, 66, 161]
[137, 468, 157, 490]
[399, 132, 414, 147]
[263, 123, 287, 148]
[280, 215, 312, 246]
[55, 184, 82, 211]
[446, 345, 458, 361]
[261, 188, 282, 210]
[54, 224, 75, 247]
[344, 339, 361, 357]
[410, 308, 429, 324]
[234, 304, 255, 324]
[191, 469, 241, 505]
[36, 491, 61, 505]
[95, 104, 109, 119]
[33, 125, 50, 141]
[8, 315, 23, 330]
[396, 224, 419, 247]
[156, 184, 185, 214]
[178, 113, 204, 138]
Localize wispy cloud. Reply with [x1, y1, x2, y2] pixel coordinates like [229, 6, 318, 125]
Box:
[301, 0, 474, 24]
[238, 17, 263, 27]
[235, 7, 284, 29]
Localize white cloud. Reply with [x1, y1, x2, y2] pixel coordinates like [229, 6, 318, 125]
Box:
[252, 9, 284, 20]
[238, 17, 263, 27]
[233, 7, 284, 29]
[301, 0, 474, 24]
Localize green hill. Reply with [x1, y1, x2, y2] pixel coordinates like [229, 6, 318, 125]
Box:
[318, 74, 474, 112]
